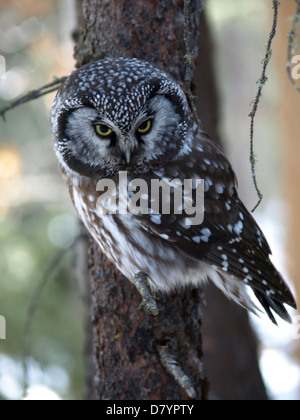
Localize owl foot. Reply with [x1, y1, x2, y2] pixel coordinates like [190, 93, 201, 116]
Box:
[133, 272, 159, 316]
[157, 343, 197, 399]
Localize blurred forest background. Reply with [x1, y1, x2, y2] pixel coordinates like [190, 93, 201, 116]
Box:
[0, 0, 299, 400]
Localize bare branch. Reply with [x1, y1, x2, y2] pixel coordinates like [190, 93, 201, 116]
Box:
[0, 76, 67, 120]
[249, 0, 280, 212]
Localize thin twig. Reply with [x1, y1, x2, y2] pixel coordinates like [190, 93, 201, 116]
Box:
[249, 0, 280, 212]
[287, 0, 300, 93]
[0, 76, 67, 120]
[183, 0, 202, 128]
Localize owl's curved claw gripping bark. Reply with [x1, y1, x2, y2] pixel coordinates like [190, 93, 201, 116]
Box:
[133, 272, 159, 316]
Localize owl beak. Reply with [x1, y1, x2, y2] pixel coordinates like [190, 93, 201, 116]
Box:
[124, 149, 131, 164]
[120, 135, 134, 164]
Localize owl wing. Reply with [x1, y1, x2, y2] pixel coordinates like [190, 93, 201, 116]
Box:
[135, 131, 296, 318]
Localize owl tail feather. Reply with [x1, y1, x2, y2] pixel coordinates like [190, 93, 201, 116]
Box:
[254, 290, 292, 325]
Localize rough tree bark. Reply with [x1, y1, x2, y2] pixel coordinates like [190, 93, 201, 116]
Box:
[73, 0, 267, 400]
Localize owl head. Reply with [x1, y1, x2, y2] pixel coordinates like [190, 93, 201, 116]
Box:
[51, 58, 195, 177]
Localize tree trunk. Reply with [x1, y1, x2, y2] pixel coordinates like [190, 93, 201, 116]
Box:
[73, 0, 267, 400]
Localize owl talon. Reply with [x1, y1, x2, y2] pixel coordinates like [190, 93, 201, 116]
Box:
[134, 272, 159, 316]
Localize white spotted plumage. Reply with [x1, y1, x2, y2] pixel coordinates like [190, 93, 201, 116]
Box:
[51, 57, 296, 325]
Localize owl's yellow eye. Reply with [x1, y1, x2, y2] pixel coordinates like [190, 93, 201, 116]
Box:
[95, 124, 113, 137]
[137, 119, 152, 134]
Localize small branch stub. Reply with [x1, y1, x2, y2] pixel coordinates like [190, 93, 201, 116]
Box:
[157, 343, 197, 399]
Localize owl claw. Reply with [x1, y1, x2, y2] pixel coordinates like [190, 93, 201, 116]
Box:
[133, 272, 159, 316]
